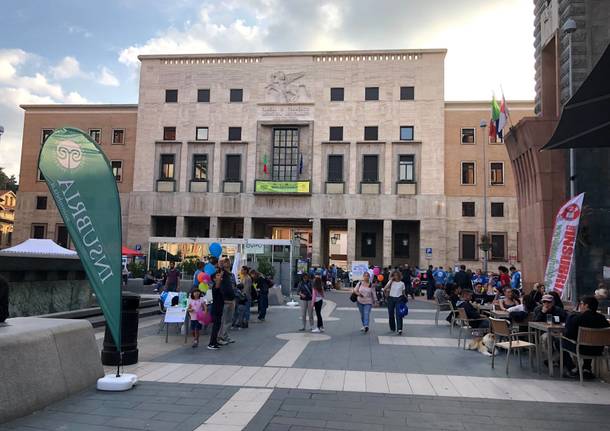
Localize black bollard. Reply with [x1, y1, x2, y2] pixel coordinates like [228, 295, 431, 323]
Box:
[101, 292, 140, 366]
[0, 275, 8, 324]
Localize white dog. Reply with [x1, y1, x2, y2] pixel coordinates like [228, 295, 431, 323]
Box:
[467, 333, 497, 356]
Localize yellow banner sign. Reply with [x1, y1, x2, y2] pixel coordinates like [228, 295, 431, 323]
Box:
[255, 181, 310, 194]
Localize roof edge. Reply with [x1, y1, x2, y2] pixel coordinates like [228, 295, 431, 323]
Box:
[20, 104, 138, 110]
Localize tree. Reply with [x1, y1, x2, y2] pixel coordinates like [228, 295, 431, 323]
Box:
[256, 256, 275, 279]
[0, 168, 18, 192]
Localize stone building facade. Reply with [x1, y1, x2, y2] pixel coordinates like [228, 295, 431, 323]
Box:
[0, 190, 16, 248]
[14, 49, 532, 270]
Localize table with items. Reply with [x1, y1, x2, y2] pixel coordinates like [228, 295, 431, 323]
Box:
[528, 321, 565, 377]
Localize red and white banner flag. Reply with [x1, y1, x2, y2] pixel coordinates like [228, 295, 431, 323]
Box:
[544, 193, 585, 296]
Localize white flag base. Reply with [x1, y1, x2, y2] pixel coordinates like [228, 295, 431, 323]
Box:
[97, 373, 137, 391]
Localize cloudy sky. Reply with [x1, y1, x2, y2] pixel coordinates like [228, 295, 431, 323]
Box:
[0, 0, 535, 179]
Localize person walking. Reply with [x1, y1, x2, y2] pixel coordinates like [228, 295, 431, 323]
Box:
[208, 270, 224, 350]
[312, 276, 325, 332]
[298, 273, 314, 331]
[384, 271, 406, 335]
[238, 266, 252, 328]
[353, 271, 376, 333]
[218, 258, 236, 344]
[425, 265, 435, 300]
[251, 270, 270, 321]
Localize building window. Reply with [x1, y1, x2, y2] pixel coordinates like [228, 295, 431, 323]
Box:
[329, 126, 343, 141]
[225, 154, 241, 181]
[461, 162, 476, 185]
[192, 154, 208, 180]
[461, 128, 475, 144]
[228, 127, 242, 141]
[330, 87, 344, 101]
[490, 162, 504, 185]
[111, 161, 123, 182]
[36, 196, 47, 210]
[165, 89, 178, 103]
[400, 126, 414, 141]
[459, 232, 478, 261]
[31, 224, 47, 239]
[41, 129, 54, 144]
[163, 127, 176, 141]
[37, 169, 45, 182]
[362, 155, 379, 182]
[56, 225, 69, 249]
[398, 155, 415, 182]
[491, 202, 504, 217]
[365, 87, 379, 101]
[364, 126, 378, 141]
[272, 128, 299, 181]
[112, 129, 124, 145]
[196, 127, 209, 141]
[89, 129, 101, 144]
[152, 216, 176, 237]
[462, 202, 475, 217]
[327, 155, 343, 182]
[361, 232, 376, 258]
[394, 233, 410, 257]
[197, 89, 210, 103]
[400, 86, 415, 100]
[230, 88, 243, 102]
[160, 154, 175, 180]
[490, 233, 507, 261]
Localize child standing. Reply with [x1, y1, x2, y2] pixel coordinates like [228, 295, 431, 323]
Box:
[311, 276, 325, 333]
[187, 289, 206, 348]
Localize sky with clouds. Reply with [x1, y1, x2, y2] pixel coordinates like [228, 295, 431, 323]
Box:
[0, 0, 536, 179]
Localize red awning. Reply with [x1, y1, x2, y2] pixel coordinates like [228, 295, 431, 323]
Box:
[122, 246, 143, 257]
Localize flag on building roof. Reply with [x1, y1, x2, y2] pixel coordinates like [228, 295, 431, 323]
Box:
[490, 95, 500, 141]
[497, 95, 509, 141]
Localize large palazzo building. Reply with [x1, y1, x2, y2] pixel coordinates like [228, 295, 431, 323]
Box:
[15, 49, 533, 270]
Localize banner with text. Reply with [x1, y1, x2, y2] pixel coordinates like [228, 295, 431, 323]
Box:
[39, 127, 123, 348]
[255, 180, 310, 194]
[544, 193, 585, 297]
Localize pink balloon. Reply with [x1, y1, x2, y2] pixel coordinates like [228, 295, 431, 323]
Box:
[202, 273, 211, 283]
[373, 267, 380, 276]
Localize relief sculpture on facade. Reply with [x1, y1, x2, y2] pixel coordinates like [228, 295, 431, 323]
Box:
[265, 71, 310, 103]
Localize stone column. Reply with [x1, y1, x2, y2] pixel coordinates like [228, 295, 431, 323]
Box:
[243, 217, 252, 239]
[311, 218, 322, 266]
[347, 219, 356, 265]
[383, 219, 392, 268]
[176, 216, 185, 238]
[212, 142, 222, 193]
[209, 216, 219, 239]
[348, 142, 358, 194]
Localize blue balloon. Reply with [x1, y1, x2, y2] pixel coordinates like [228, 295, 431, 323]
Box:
[204, 263, 216, 277]
[209, 242, 222, 258]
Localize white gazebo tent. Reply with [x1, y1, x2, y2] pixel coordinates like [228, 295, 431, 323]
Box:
[0, 239, 78, 259]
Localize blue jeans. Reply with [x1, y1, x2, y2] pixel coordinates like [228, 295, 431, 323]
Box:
[387, 296, 403, 332]
[358, 303, 372, 327]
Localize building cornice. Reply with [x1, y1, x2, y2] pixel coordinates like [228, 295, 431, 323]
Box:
[20, 104, 138, 111]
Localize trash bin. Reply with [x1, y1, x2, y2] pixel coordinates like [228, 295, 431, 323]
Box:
[101, 292, 140, 366]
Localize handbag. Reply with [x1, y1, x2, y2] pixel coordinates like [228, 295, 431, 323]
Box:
[350, 292, 358, 303]
[198, 310, 213, 325]
[398, 302, 409, 318]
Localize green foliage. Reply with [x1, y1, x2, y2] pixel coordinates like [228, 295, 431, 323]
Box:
[0, 167, 18, 193]
[256, 256, 275, 278]
[128, 261, 146, 278]
[179, 256, 199, 277]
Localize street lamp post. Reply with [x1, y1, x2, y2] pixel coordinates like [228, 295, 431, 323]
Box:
[479, 120, 488, 273]
[563, 18, 577, 198]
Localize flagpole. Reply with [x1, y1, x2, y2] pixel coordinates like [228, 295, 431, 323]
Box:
[499, 86, 515, 129]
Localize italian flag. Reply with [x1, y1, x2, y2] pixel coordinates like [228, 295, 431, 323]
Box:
[263, 154, 268, 175]
[490, 95, 509, 142]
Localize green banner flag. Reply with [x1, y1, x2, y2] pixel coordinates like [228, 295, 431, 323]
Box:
[39, 127, 122, 348]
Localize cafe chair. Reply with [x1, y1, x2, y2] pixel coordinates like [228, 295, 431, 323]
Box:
[560, 327, 610, 384]
[434, 298, 452, 326]
[448, 302, 460, 335]
[456, 308, 488, 349]
[490, 317, 536, 375]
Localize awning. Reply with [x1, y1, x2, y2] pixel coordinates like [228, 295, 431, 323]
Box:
[543, 43, 610, 150]
[0, 239, 78, 259]
[122, 246, 143, 257]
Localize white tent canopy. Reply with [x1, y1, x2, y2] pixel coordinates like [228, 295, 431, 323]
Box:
[0, 239, 78, 259]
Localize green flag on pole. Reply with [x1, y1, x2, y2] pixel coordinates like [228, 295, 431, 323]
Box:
[39, 127, 122, 349]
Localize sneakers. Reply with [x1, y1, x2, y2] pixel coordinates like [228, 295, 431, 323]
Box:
[192, 340, 199, 348]
[398, 330, 402, 336]
[217, 339, 229, 346]
[298, 327, 306, 332]
[207, 344, 219, 350]
[364, 326, 369, 333]
[312, 328, 321, 333]
[319, 328, 325, 332]
[360, 326, 366, 332]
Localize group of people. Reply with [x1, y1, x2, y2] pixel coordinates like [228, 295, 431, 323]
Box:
[163, 257, 272, 350]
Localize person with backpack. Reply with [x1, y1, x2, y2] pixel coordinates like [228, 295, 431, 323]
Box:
[384, 271, 407, 335]
[298, 273, 314, 331]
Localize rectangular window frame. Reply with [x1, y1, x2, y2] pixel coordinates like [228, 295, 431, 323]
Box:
[490, 161, 505, 186]
[330, 87, 344, 101]
[89, 129, 101, 144]
[361, 232, 377, 258]
[491, 202, 505, 217]
[159, 154, 176, 180]
[35, 196, 47, 210]
[329, 126, 343, 141]
[461, 128, 476, 144]
[398, 154, 415, 182]
[41, 129, 54, 145]
[197, 88, 210, 103]
[163, 127, 176, 141]
[31, 223, 47, 239]
[400, 86, 415, 100]
[399, 126, 414, 141]
[229, 88, 243, 103]
[459, 231, 479, 261]
[272, 128, 300, 181]
[365, 87, 379, 101]
[111, 160, 123, 182]
[56, 224, 70, 249]
[228, 127, 242, 141]
[364, 126, 378, 141]
[192, 154, 208, 181]
[462, 202, 475, 217]
[195, 127, 209, 141]
[165, 89, 178, 103]
[461, 161, 476, 185]
[362, 155, 379, 183]
[490, 232, 507, 261]
[394, 233, 410, 258]
[112, 128, 125, 145]
[37, 169, 45, 182]
[225, 154, 242, 182]
[327, 154, 344, 183]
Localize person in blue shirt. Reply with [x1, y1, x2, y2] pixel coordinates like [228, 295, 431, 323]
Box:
[192, 261, 204, 289]
[433, 266, 447, 286]
[510, 266, 522, 291]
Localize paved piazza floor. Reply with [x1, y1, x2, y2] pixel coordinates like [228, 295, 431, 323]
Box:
[3, 292, 610, 431]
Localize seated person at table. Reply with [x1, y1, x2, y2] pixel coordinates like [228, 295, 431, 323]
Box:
[533, 294, 567, 322]
[549, 290, 565, 310]
[497, 287, 521, 311]
[594, 286, 610, 312]
[531, 283, 545, 304]
[458, 290, 489, 329]
[444, 283, 460, 323]
[507, 292, 536, 324]
[434, 283, 449, 304]
[562, 296, 610, 379]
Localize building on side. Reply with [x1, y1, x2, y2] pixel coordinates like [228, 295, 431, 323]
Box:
[0, 190, 16, 248]
[13, 104, 138, 247]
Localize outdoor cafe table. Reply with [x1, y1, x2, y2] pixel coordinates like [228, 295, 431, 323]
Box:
[478, 305, 510, 319]
[528, 321, 565, 377]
